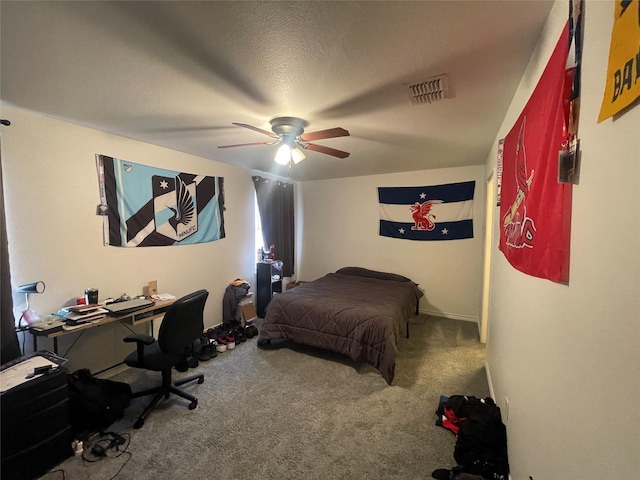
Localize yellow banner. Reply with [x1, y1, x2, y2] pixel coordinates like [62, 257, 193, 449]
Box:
[598, 0, 640, 122]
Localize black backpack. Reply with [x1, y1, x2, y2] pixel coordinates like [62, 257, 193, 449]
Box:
[451, 397, 509, 479]
[66, 369, 132, 434]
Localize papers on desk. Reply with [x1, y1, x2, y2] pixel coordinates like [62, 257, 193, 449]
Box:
[61, 304, 102, 314]
[152, 293, 176, 301]
[58, 305, 108, 325]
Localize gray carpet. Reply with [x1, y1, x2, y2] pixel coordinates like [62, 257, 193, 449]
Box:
[41, 315, 489, 480]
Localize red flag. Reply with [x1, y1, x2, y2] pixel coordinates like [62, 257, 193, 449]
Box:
[499, 22, 572, 284]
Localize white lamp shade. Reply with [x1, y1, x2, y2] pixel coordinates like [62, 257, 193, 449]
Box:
[291, 147, 305, 164]
[275, 144, 291, 165]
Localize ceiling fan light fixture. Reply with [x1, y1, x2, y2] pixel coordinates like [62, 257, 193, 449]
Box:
[221, 117, 350, 161]
[291, 147, 305, 164]
[275, 144, 292, 165]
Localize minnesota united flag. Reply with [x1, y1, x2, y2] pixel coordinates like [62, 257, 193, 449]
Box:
[97, 155, 225, 247]
[378, 181, 475, 241]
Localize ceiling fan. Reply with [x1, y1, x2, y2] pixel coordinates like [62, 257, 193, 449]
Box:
[218, 116, 350, 164]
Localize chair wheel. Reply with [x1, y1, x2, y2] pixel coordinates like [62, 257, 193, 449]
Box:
[189, 399, 198, 410]
[134, 419, 145, 429]
[197, 376, 204, 384]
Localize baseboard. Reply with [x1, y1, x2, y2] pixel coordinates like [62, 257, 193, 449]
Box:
[485, 359, 495, 399]
[485, 361, 512, 480]
[419, 309, 478, 323]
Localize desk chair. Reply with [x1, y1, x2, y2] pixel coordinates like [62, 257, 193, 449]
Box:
[122, 289, 208, 429]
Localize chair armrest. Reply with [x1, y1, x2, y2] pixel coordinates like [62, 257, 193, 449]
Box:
[123, 334, 155, 366]
[123, 334, 155, 345]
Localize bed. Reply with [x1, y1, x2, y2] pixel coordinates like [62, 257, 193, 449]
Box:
[257, 267, 423, 384]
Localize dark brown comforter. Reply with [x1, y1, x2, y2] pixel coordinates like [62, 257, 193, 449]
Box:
[257, 270, 423, 384]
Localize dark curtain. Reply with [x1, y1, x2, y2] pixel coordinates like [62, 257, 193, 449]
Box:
[253, 176, 295, 278]
[0, 135, 22, 364]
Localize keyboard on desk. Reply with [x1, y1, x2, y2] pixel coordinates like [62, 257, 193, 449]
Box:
[104, 298, 154, 315]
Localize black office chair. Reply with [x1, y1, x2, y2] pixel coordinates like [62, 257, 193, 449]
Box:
[122, 289, 209, 429]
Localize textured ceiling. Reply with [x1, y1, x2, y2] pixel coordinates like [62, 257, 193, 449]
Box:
[0, 1, 553, 181]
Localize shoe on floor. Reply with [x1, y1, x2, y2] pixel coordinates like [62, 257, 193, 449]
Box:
[431, 468, 452, 480]
[197, 343, 214, 361]
[205, 328, 217, 340]
[204, 343, 218, 359]
[226, 332, 236, 350]
[244, 324, 258, 338]
[175, 359, 189, 372]
[233, 327, 246, 343]
[212, 329, 227, 352]
[187, 356, 199, 369]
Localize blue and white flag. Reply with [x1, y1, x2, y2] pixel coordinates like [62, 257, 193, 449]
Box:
[97, 155, 225, 247]
[378, 181, 475, 241]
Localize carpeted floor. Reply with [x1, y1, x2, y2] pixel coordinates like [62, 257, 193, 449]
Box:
[40, 315, 489, 480]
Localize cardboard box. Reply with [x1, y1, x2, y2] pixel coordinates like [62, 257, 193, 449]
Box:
[241, 302, 257, 322]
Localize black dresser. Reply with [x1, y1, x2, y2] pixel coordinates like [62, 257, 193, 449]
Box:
[1, 365, 74, 480]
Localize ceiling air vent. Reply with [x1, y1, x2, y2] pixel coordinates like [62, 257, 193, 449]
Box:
[406, 75, 449, 105]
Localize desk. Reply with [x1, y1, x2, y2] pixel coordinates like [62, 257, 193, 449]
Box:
[29, 299, 174, 356]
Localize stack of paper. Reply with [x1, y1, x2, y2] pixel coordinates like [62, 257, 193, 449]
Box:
[151, 293, 176, 301]
[58, 304, 108, 325]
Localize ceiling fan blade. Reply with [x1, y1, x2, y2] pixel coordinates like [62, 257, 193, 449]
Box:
[218, 141, 277, 149]
[232, 122, 278, 138]
[299, 127, 350, 142]
[300, 142, 351, 159]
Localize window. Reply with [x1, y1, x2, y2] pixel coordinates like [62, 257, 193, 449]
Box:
[252, 176, 294, 277]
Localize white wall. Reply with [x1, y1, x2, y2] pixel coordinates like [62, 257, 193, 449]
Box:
[2, 104, 257, 372]
[298, 166, 485, 322]
[485, 1, 640, 478]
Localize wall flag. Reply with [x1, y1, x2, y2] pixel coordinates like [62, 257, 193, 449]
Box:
[96, 155, 225, 247]
[378, 181, 475, 241]
[598, 0, 640, 122]
[498, 22, 573, 284]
